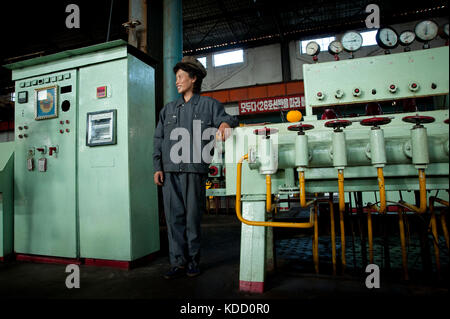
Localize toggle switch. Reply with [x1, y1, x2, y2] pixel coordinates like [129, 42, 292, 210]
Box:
[49, 147, 58, 156]
[36, 146, 47, 154]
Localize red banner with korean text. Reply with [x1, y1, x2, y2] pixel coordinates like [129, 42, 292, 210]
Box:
[238, 95, 305, 115]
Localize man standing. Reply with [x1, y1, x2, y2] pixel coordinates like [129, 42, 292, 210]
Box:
[153, 56, 238, 279]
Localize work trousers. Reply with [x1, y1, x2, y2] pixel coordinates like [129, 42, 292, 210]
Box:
[162, 172, 207, 267]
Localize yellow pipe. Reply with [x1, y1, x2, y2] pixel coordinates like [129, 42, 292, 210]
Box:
[235, 154, 314, 228]
[367, 211, 374, 265]
[400, 169, 427, 213]
[429, 197, 441, 277]
[433, 197, 449, 250]
[266, 175, 272, 213]
[338, 169, 346, 272]
[398, 208, 409, 280]
[441, 212, 449, 251]
[435, 198, 449, 207]
[328, 196, 337, 276]
[298, 170, 315, 208]
[369, 167, 387, 214]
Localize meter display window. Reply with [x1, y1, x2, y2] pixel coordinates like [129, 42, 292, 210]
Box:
[86, 109, 117, 146]
[35, 85, 58, 120]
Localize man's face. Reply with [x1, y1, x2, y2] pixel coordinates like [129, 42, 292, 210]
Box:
[176, 69, 196, 95]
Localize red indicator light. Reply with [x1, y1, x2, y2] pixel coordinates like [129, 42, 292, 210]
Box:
[96, 86, 107, 98]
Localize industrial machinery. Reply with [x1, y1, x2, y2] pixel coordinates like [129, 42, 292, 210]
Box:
[3, 40, 160, 265]
[224, 23, 449, 293]
[0, 142, 14, 261]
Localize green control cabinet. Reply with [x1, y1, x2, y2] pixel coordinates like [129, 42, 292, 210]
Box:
[4, 40, 159, 261]
[0, 142, 14, 260]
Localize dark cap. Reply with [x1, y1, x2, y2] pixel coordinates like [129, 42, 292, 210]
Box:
[173, 56, 207, 79]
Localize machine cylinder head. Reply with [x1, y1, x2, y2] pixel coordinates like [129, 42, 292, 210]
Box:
[369, 127, 387, 167]
[411, 126, 429, 165]
[295, 134, 309, 167]
[331, 130, 347, 168]
[258, 137, 278, 175]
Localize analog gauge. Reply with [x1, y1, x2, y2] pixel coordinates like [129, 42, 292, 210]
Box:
[399, 30, 416, 46]
[376, 27, 399, 49]
[414, 20, 439, 42]
[328, 40, 344, 55]
[341, 31, 363, 52]
[305, 41, 320, 56]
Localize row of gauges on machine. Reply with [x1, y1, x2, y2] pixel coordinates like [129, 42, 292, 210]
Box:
[305, 20, 449, 60]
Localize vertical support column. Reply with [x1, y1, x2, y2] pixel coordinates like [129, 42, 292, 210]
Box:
[163, 0, 183, 106]
[128, 0, 148, 53]
[239, 199, 266, 293]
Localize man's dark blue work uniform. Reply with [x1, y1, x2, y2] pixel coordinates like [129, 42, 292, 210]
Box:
[153, 93, 238, 268]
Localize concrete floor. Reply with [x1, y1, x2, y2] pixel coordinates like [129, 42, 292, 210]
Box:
[0, 215, 448, 301]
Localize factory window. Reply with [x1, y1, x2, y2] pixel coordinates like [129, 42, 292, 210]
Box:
[197, 57, 207, 68]
[213, 49, 244, 67]
[300, 36, 336, 54]
[361, 30, 377, 46]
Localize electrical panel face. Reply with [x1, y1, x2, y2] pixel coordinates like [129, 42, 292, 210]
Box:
[14, 70, 78, 258]
[303, 46, 449, 109]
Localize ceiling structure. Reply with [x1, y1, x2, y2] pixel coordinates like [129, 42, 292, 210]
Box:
[0, 0, 447, 94]
[182, 0, 448, 55]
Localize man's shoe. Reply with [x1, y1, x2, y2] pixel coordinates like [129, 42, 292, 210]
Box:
[163, 266, 185, 279]
[186, 264, 201, 277]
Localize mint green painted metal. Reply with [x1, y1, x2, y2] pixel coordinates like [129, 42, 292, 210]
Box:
[77, 55, 159, 261]
[0, 142, 14, 258]
[295, 134, 309, 167]
[411, 126, 430, 166]
[239, 200, 266, 285]
[303, 47, 449, 117]
[225, 110, 449, 196]
[14, 69, 78, 258]
[369, 128, 386, 167]
[4, 40, 129, 81]
[8, 41, 159, 261]
[331, 130, 347, 168]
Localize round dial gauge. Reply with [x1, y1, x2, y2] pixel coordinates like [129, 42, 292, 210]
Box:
[341, 31, 363, 52]
[399, 30, 416, 46]
[376, 27, 399, 49]
[415, 20, 439, 42]
[305, 41, 320, 56]
[328, 40, 344, 55]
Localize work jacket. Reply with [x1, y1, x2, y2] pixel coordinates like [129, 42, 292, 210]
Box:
[153, 94, 239, 174]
